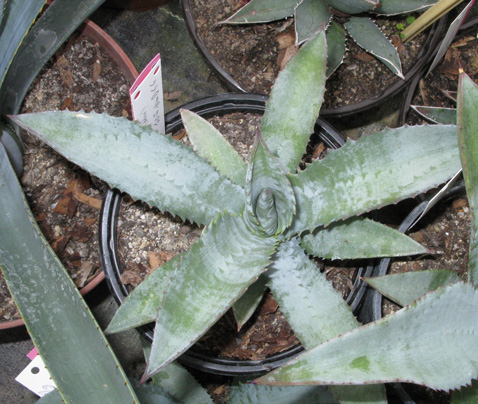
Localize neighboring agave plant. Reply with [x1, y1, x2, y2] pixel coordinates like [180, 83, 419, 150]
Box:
[222, 0, 439, 77]
[11, 30, 470, 401]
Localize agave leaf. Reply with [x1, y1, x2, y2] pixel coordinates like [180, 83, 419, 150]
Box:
[457, 71, 478, 285]
[301, 217, 427, 260]
[0, 0, 45, 87]
[106, 252, 182, 334]
[374, 0, 438, 15]
[364, 269, 460, 306]
[0, 0, 106, 115]
[232, 275, 267, 330]
[227, 383, 339, 404]
[266, 238, 387, 402]
[144, 344, 213, 404]
[222, 0, 297, 24]
[144, 212, 277, 379]
[325, 0, 378, 14]
[295, 0, 330, 45]
[0, 144, 139, 403]
[260, 30, 327, 173]
[181, 109, 247, 187]
[411, 105, 457, 124]
[345, 16, 404, 78]
[11, 111, 244, 226]
[245, 133, 296, 236]
[451, 380, 478, 403]
[288, 124, 461, 235]
[267, 238, 358, 349]
[256, 282, 478, 392]
[37, 383, 180, 404]
[325, 21, 346, 77]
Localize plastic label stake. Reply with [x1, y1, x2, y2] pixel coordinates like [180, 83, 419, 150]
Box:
[130, 53, 165, 134]
[16, 348, 57, 397]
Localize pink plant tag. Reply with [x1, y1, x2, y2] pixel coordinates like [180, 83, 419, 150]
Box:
[130, 53, 165, 134]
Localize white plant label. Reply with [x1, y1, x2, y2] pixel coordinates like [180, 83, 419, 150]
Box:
[16, 351, 57, 397]
[130, 53, 165, 134]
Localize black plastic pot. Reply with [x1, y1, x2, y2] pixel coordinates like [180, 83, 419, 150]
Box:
[100, 93, 373, 376]
[181, 0, 448, 118]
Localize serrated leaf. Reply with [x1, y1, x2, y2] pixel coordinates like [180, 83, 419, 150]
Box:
[0, 0, 106, 116]
[222, 0, 297, 24]
[326, 21, 346, 77]
[11, 111, 244, 226]
[325, 0, 378, 14]
[181, 109, 247, 186]
[457, 71, 478, 286]
[451, 379, 478, 403]
[288, 124, 461, 235]
[245, 134, 295, 236]
[232, 275, 267, 330]
[256, 282, 478, 392]
[260, 30, 327, 173]
[364, 269, 460, 306]
[345, 16, 404, 78]
[0, 144, 139, 404]
[374, 0, 437, 15]
[411, 105, 457, 124]
[266, 238, 387, 403]
[228, 383, 339, 404]
[0, 0, 44, 87]
[106, 252, 181, 334]
[144, 212, 277, 379]
[301, 217, 427, 260]
[295, 0, 330, 45]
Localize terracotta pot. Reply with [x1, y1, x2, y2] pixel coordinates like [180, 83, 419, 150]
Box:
[0, 19, 138, 331]
[100, 93, 374, 376]
[181, 0, 448, 119]
[102, 0, 174, 11]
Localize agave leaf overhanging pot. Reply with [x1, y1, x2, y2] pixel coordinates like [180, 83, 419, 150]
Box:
[0, 11, 139, 330]
[99, 92, 376, 376]
[181, 0, 448, 118]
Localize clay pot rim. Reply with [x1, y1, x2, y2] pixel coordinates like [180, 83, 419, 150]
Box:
[100, 92, 374, 376]
[0, 19, 138, 331]
[181, 0, 448, 118]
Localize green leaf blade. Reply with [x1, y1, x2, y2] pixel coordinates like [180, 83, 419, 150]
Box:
[181, 109, 247, 186]
[326, 21, 346, 77]
[457, 71, 478, 286]
[375, 0, 438, 15]
[256, 282, 478, 392]
[325, 0, 378, 14]
[266, 238, 387, 402]
[223, 0, 297, 24]
[411, 105, 457, 124]
[260, 30, 327, 173]
[0, 0, 45, 87]
[11, 111, 245, 226]
[345, 17, 403, 78]
[145, 212, 277, 378]
[295, 0, 330, 45]
[301, 217, 427, 260]
[0, 144, 139, 404]
[289, 124, 461, 234]
[364, 269, 460, 306]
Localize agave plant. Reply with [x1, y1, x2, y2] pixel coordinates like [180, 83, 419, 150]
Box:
[11, 30, 469, 402]
[222, 0, 440, 77]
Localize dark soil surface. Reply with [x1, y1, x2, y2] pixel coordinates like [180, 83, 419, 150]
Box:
[190, 0, 428, 111]
[0, 31, 131, 324]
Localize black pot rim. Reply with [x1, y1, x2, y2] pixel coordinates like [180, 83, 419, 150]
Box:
[181, 0, 448, 118]
[100, 92, 372, 376]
